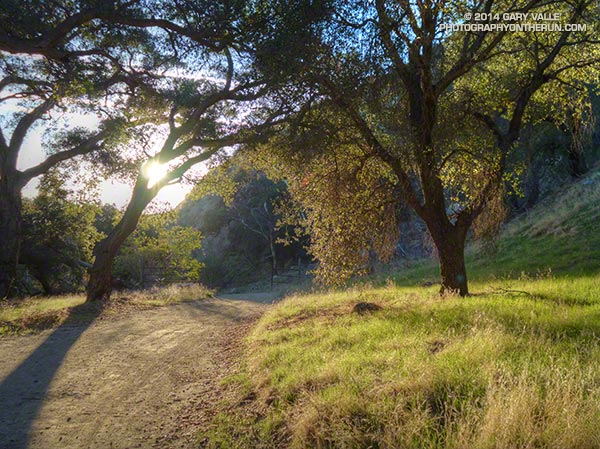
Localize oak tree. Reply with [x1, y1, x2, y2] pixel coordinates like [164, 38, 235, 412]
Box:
[251, 0, 600, 294]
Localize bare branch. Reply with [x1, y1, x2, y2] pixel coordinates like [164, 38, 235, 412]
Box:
[374, 0, 411, 85]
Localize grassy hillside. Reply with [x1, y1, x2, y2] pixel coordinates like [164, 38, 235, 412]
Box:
[204, 171, 600, 449]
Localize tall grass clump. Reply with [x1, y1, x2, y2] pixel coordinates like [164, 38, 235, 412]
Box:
[125, 283, 213, 305]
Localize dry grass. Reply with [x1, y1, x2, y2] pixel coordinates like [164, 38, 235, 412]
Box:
[237, 283, 600, 449]
[465, 370, 600, 449]
[509, 171, 600, 239]
[123, 283, 213, 305]
[0, 283, 213, 336]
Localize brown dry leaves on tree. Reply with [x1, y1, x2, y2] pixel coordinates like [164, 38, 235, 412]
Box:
[252, 136, 400, 286]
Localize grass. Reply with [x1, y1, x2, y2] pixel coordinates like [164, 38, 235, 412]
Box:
[0, 283, 213, 336]
[201, 170, 600, 448]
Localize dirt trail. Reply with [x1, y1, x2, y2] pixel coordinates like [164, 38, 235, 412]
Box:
[0, 295, 274, 449]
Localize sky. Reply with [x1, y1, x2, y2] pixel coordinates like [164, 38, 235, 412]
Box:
[18, 124, 193, 210]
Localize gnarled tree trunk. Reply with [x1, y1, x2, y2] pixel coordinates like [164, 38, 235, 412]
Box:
[423, 212, 470, 296]
[86, 242, 120, 302]
[86, 179, 154, 301]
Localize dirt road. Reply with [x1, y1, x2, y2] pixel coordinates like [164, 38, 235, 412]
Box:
[0, 295, 274, 449]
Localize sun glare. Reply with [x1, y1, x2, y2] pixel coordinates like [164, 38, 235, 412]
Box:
[143, 161, 168, 188]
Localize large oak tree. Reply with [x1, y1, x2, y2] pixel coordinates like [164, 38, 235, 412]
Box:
[85, 0, 292, 301]
[0, 0, 288, 300]
[252, 0, 600, 295]
[0, 0, 158, 297]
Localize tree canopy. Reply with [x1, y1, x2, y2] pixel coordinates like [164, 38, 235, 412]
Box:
[0, 0, 293, 299]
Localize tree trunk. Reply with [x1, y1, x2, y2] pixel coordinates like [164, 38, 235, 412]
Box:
[0, 181, 23, 299]
[36, 272, 54, 296]
[427, 220, 469, 296]
[437, 234, 468, 296]
[269, 234, 277, 275]
[86, 179, 154, 301]
[567, 145, 588, 178]
[86, 246, 117, 302]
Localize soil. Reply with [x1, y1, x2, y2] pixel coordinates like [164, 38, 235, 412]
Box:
[0, 294, 275, 449]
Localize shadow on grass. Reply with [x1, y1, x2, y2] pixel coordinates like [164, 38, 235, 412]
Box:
[0, 302, 104, 449]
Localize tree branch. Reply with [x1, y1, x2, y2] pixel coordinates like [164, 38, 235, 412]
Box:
[8, 96, 57, 160]
[19, 129, 109, 184]
[319, 76, 423, 214]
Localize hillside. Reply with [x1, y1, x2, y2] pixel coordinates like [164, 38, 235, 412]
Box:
[202, 170, 600, 449]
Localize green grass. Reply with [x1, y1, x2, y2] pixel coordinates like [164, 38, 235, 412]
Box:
[0, 283, 213, 336]
[202, 170, 600, 448]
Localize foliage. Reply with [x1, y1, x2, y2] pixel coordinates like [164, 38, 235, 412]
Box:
[179, 165, 307, 288]
[113, 212, 203, 287]
[249, 118, 400, 285]
[248, 0, 600, 294]
[94, 203, 120, 236]
[21, 170, 103, 293]
[0, 0, 173, 298]
[72, 0, 296, 301]
[0, 0, 158, 179]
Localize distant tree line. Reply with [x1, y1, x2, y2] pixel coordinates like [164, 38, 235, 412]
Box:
[16, 170, 202, 296]
[178, 166, 308, 289]
[14, 163, 308, 296]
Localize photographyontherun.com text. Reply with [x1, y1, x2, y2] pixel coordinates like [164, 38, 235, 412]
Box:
[441, 12, 588, 32]
[441, 23, 587, 32]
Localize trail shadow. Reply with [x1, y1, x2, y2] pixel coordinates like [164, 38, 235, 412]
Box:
[0, 302, 103, 449]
